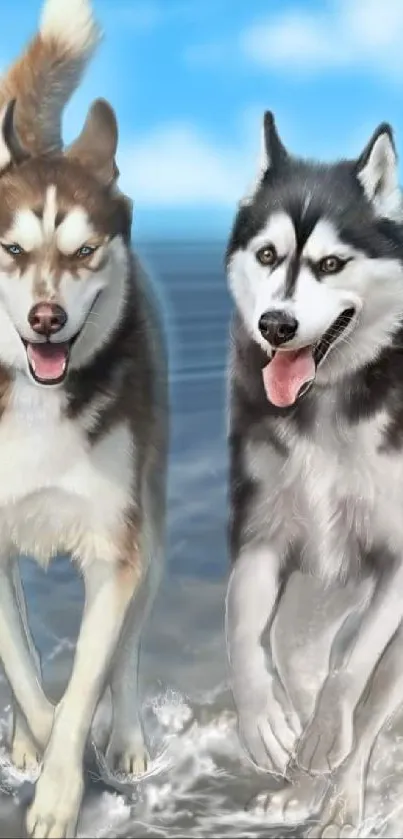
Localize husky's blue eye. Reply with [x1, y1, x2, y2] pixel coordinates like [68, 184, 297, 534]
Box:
[75, 245, 96, 259]
[2, 243, 24, 256]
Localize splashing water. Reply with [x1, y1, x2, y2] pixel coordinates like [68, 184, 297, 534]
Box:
[0, 682, 400, 838]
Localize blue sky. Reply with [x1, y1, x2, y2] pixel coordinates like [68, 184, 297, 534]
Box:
[2, 0, 403, 238]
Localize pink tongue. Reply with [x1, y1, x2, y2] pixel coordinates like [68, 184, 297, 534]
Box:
[26, 342, 68, 381]
[262, 348, 316, 408]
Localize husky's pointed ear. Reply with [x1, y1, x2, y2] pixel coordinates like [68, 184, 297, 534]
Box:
[356, 123, 399, 215]
[0, 100, 29, 172]
[66, 99, 119, 186]
[262, 111, 289, 172]
[242, 111, 289, 205]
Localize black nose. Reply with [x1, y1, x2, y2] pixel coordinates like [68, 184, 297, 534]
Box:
[258, 310, 299, 346]
[28, 303, 67, 336]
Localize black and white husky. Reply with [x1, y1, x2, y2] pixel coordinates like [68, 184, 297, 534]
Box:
[225, 112, 403, 834]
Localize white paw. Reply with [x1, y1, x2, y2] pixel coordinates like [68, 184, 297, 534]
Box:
[26, 763, 84, 838]
[249, 776, 329, 826]
[237, 676, 301, 774]
[308, 796, 360, 838]
[307, 759, 366, 839]
[106, 731, 148, 777]
[297, 679, 354, 774]
[11, 720, 41, 774]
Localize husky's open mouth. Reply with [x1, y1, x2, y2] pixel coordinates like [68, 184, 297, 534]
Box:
[20, 291, 102, 385]
[22, 334, 79, 386]
[262, 307, 356, 408]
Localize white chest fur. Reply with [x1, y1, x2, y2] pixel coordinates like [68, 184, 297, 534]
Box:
[247, 402, 403, 582]
[0, 376, 134, 566]
[290, 405, 403, 578]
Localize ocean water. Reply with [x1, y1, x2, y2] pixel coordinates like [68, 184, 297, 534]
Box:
[0, 241, 402, 837]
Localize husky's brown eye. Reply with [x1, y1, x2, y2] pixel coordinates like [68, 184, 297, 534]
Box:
[75, 245, 97, 259]
[318, 255, 345, 274]
[1, 243, 24, 256]
[256, 245, 277, 266]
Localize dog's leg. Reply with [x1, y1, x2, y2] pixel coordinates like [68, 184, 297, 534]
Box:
[105, 469, 165, 776]
[247, 577, 370, 826]
[26, 558, 142, 839]
[226, 545, 301, 774]
[105, 562, 160, 776]
[0, 560, 54, 751]
[251, 620, 403, 835]
[297, 566, 403, 774]
[93, 467, 165, 776]
[308, 620, 403, 838]
[10, 563, 43, 771]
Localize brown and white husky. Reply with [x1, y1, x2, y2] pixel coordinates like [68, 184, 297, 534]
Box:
[0, 1, 168, 836]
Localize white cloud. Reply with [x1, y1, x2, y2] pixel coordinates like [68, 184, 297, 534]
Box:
[118, 123, 252, 207]
[241, 0, 403, 78]
[115, 106, 379, 210]
[116, 106, 356, 208]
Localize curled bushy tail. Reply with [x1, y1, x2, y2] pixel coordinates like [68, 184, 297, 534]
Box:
[0, 0, 100, 156]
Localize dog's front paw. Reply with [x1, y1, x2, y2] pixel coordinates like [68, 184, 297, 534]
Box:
[26, 762, 84, 839]
[11, 714, 41, 774]
[248, 774, 329, 826]
[307, 758, 366, 838]
[236, 675, 301, 774]
[296, 678, 354, 774]
[105, 729, 148, 777]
